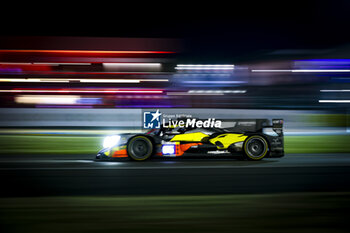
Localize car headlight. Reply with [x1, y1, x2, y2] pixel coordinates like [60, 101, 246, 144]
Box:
[103, 135, 121, 148]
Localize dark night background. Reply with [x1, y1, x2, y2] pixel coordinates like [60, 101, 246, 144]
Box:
[1, 1, 350, 62]
[1, 2, 350, 233]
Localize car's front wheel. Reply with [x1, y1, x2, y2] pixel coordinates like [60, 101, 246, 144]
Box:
[127, 136, 153, 161]
[243, 135, 268, 161]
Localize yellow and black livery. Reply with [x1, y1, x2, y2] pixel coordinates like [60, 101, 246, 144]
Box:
[96, 119, 284, 161]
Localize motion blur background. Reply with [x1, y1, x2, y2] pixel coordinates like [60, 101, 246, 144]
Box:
[0, 36, 349, 154]
[1, 1, 350, 233]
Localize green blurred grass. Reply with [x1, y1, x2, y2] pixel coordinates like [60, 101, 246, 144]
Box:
[285, 135, 350, 153]
[0, 193, 349, 233]
[0, 135, 350, 155]
[0, 135, 102, 155]
[306, 114, 348, 127]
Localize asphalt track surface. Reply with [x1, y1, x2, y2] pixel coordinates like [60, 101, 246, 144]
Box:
[0, 154, 350, 197]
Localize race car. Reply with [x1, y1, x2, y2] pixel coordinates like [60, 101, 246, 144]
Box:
[96, 118, 284, 161]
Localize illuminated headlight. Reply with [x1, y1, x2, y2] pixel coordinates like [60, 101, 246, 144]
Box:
[162, 144, 176, 155]
[103, 135, 121, 148]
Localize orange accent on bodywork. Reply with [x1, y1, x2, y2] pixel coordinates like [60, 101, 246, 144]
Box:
[177, 143, 202, 156]
[112, 149, 128, 158]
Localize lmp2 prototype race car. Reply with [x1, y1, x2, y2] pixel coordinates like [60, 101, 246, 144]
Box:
[96, 119, 284, 161]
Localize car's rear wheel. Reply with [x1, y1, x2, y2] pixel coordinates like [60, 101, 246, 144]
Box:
[127, 136, 153, 161]
[243, 135, 268, 161]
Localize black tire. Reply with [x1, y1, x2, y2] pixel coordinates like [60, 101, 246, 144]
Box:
[127, 136, 153, 161]
[243, 135, 268, 161]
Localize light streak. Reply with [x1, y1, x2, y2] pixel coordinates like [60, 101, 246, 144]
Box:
[0, 49, 174, 54]
[252, 69, 350, 73]
[320, 90, 350, 92]
[103, 63, 161, 67]
[167, 90, 246, 95]
[176, 64, 234, 70]
[0, 89, 163, 94]
[0, 78, 168, 83]
[319, 100, 350, 103]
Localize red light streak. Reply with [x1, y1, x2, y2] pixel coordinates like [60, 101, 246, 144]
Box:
[0, 50, 174, 54]
[1, 88, 163, 94]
